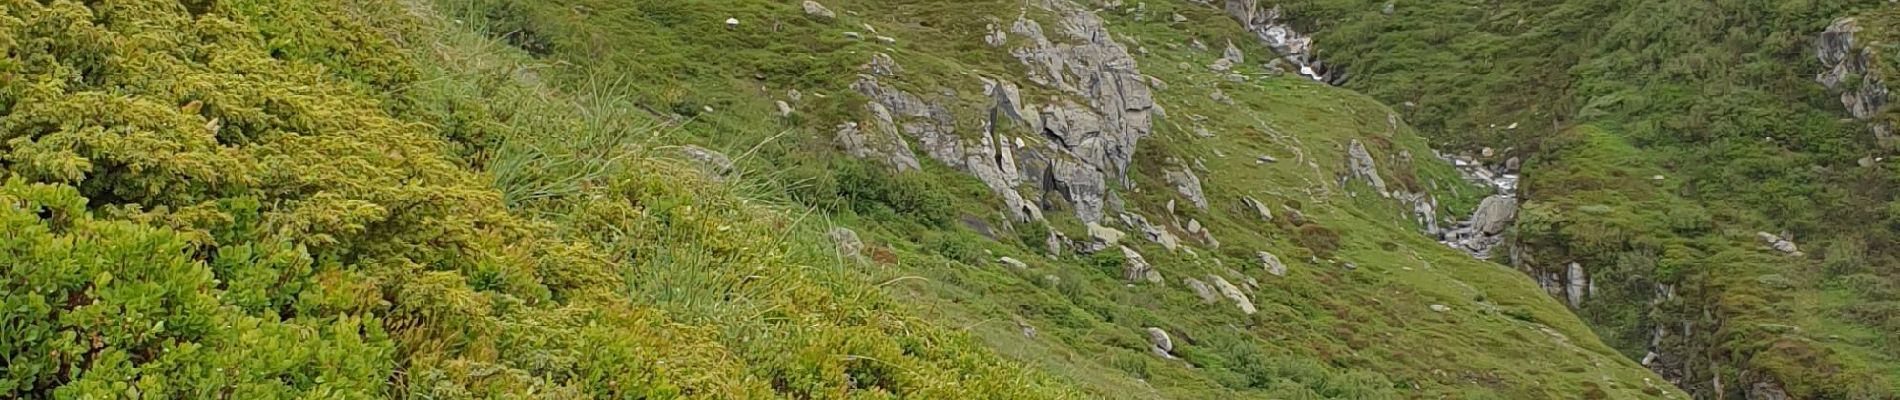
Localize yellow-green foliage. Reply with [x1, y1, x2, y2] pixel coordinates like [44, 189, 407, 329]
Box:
[0, 0, 1078, 398]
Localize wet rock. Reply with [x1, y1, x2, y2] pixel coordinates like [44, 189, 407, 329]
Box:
[1224, 1, 1334, 83]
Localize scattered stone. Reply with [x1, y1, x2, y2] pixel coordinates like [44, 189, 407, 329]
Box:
[1015, 316, 1037, 338]
[1430, 304, 1451, 312]
[829, 227, 863, 259]
[1122, 246, 1163, 284]
[801, 1, 835, 20]
[1184, 278, 1219, 303]
[1145, 327, 1176, 358]
[1089, 223, 1126, 244]
[1120, 213, 1181, 251]
[1210, 89, 1234, 105]
[1165, 168, 1209, 209]
[876, 35, 898, 45]
[998, 256, 1028, 269]
[1347, 140, 1389, 196]
[675, 145, 734, 178]
[1757, 232, 1804, 256]
[1258, 251, 1287, 277]
[1241, 196, 1273, 221]
[1256, 155, 1278, 164]
[1171, 13, 1187, 23]
[725, 17, 740, 29]
[844, 31, 863, 40]
[775, 100, 794, 117]
[1208, 275, 1257, 314]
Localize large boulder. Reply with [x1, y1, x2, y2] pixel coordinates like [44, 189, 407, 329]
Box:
[1471, 195, 1519, 235]
[1166, 167, 1209, 209]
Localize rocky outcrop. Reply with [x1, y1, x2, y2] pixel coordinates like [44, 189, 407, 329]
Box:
[1010, 1, 1157, 198]
[1145, 327, 1176, 358]
[1817, 18, 1892, 148]
[1122, 246, 1163, 284]
[1223, 0, 1341, 84]
[1208, 275, 1257, 314]
[1240, 196, 1273, 222]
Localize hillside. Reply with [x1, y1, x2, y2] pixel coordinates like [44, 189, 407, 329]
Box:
[1, 0, 1888, 399]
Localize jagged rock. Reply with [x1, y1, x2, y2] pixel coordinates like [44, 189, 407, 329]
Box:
[984, 22, 1008, 47]
[867, 53, 902, 76]
[1008, 4, 1155, 192]
[801, 1, 835, 20]
[1166, 168, 1209, 209]
[674, 145, 734, 178]
[998, 256, 1028, 269]
[829, 227, 864, 259]
[1241, 196, 1274, 221]
[1183, 278, 1219, 303]
[1145, 327, 1175, 358]
[1258, 251, 1287, 276]
[1208, 275, 1257, 314]
[1122, 246, 1163, 284]
[1347, 140, 1389, 196]
[1471, 195, 1518, 235]
[1223, 40, 1244, 65]
[1050, 158, 1109, 222]
[1046, 229, 1066, 256]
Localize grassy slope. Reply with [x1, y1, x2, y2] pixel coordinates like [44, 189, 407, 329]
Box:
[445, 0, 1685, 398]
[1, 0, 1082, 397]
[1273, 0, 1900, 397]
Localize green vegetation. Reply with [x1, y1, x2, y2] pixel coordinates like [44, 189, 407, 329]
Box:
[1275, 0, 1900, 397]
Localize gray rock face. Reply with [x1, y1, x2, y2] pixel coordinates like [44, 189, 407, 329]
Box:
[1183, 278, 1219, 303]
[1166, 168, 1209, 209]
[1145, 327, 1175, 358]
[1817, 18, 1893, 148]
[1208, 275, 1257, 314]
[1258, 251, 1287, 277]
[1122, 246, 1163, 284]
[1347, 140, 1389, 196]
[801, 1, 835, 20]
[1009, 1, 1156, 191]
[1565, 262, 1588, 308]
[1223, 0, 1339, 84]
